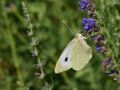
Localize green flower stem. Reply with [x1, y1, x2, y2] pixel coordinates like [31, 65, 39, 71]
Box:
[22, 0, 44, 78]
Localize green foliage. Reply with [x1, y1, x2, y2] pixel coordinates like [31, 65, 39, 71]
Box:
[0, 0, 120, 90]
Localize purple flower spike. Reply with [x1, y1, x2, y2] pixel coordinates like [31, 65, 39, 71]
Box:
[79, 0, 120, 81]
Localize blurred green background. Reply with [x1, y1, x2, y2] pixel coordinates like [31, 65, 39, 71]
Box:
[0, 0, 120, 90]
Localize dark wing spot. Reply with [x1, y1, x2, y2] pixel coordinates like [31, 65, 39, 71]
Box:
[65, 57, 68, 62]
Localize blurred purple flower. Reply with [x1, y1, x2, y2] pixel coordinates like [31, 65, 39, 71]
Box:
[82, 18, 88, 25]
[100, 57, 114, 71]
[82, 18, 96, 32]
[95, 44, 102, 52]
[84, 24, 91, 31]
[92, 34, 104, 43]
[79, 0, 88, 11]
[102, 58, 112, 65]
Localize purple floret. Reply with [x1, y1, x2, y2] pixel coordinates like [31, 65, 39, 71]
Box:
[79, 0, 88, 11]
[96, 45, 102, 52]
[82, 18, 96, 32]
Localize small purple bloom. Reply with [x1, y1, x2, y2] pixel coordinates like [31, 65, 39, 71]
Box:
[79, 0, 88, 11]
[88, 18, 96, 27]
[92, 34, 104, 43]
[79, 0, 95, 11]
[82, 18, 88, 25]
[84, 24, 90, 31]
[88, 18, 94, 22]
[87, 2, 95, 11]
[82, 18, 96, 32]
[96, 45, 102, 52]
[92, 35, 98, 40]
[95, 44, 107, 53]
[102, 58, 112, 65]
[100, 58, 114, 71]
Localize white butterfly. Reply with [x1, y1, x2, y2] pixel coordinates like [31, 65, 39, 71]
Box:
[55, 33, 92, 73]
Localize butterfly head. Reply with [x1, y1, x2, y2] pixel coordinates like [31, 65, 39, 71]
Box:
[75, 33, 85, 39]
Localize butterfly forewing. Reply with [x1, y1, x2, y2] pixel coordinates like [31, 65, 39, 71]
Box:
[55, 39, 75, 73]
[70, 38, 92, 70]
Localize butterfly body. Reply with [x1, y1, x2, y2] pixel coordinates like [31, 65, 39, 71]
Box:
[55, 33, 92, 73]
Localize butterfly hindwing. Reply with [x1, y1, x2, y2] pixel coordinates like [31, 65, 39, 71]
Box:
[70, 38, 92, 70]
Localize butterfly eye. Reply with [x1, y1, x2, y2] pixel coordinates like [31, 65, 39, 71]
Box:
[65, 57, 68, 62]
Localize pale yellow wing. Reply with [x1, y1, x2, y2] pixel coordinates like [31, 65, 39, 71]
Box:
[70, 39, 92, 71]
[55, 39, 75, 73]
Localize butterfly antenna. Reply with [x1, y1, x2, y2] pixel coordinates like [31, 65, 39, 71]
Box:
[62, 20, 75, 35]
